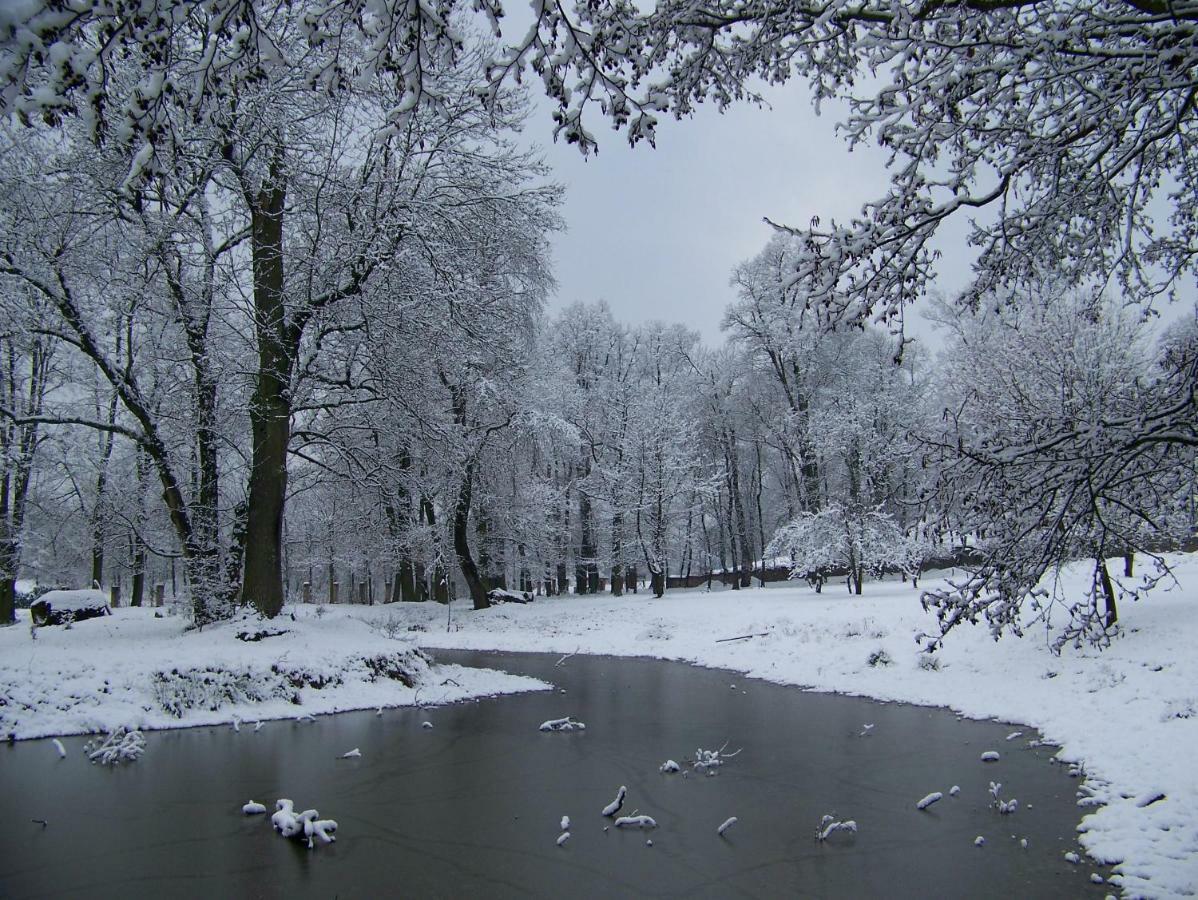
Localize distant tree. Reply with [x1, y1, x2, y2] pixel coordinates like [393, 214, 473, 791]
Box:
[768, 504, 923, 595]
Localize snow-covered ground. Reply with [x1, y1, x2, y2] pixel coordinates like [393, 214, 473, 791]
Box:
[0, 607, 549, 740]
[392, 553, 1191, 900]
[2, 555, 1195, 897]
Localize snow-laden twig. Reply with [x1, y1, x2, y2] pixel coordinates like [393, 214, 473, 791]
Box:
[659, 759, 680, 773]
[816, 815, 857, 842]
[556, 831, 570, 846]
[614, 815, 657, 829]
[52, 738, 65, 758]
[340, 748, 361, 759]
[602, 786, 627, 817]
[717, 816, 738, 836]
[692, 741, 742, 771]
[84, 728, 145, 765]
[539, 716, 586, 732]
[989, 781, 1017, 814]
[554, 649, 578, 667]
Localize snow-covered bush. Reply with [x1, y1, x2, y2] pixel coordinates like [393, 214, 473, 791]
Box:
[767, 504, 925, 595]
[84, 727, 145, 765]
[151, 650, 428, 717]
[867, 649, 893, 668]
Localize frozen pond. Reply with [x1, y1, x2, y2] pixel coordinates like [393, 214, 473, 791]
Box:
[0, 651, 1107, 898]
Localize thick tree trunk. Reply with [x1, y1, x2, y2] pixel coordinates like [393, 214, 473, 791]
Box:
[650, 566, 665, 598]
[453, 461, 488, 610]
[240, 180, 291, 619]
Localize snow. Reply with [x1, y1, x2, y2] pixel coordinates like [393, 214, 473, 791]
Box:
[916, 792, 943, 810]
[613, 815, 657, 829]
[556, 831, 570, 846]
[601, 785, 627, 817]
[980, 751, 1001, 762]
[31, 588, 109, 613]
[387, 551, 1198, 899]
[243, 801, 267, 815]
[538, 716, 586, 732]
[717, 816, 738, 836]
[0, 605, 549, 740]
[340, 748, 361, 759]
[4, 552, 1198, 897]
[659, 759, 680, 773]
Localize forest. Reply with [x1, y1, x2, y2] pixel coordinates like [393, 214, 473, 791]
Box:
[0, 0, 1195, 654]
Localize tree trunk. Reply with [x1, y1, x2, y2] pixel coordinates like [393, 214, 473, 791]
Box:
[90, 390, 119, 588]
[239, 175, 291, 619]
[1098, 557, 1118, 628]
[453, 461, 488, 610]
[650, 566, 665, 598]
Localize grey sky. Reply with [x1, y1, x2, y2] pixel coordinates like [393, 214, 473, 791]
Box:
[529, 80, 1195, 351]
[531, 82, 977, 348]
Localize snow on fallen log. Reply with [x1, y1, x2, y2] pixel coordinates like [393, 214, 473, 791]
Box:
[717, 817, 738, 836]
[52, 739, 66, 759]
[539, 716, 585, 732]
[602, 786, 627, 817]
[339, 748, 361, 759]
[659, 759, 680, 773]
[84, 728, 145, 765]
[980, 751, 1000, 762]
[614, 815, 657, 829]
[816, 815, 857, 842]
[949, 785, 960, 796]
[916, 792, 943, 810]
[243, 801, 267, 815]
[556, 831, 570, 847]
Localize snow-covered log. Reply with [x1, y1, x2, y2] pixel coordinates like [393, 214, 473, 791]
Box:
[659, 759, 680, 773]
[602, 786, 627, 817]
[30, 590, 111, 627]
[980, 751, 1000, 762]
[614, 815, 657, 829]
[717, 817, 738, 836]
[916, 792, 943, 810]
[539, 716, 585, 732]
[487, 589, 535, 605]
[816, 816, 857, 842]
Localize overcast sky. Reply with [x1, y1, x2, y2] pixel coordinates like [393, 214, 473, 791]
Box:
[525, 81, 1193, 351]
[527, 82, 977, 349]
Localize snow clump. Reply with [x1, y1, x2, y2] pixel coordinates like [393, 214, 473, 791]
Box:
[539, 716, 585, 732]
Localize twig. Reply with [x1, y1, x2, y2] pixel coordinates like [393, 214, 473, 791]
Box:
[31, 818, 48, 827]
[715, 632, 769, 643]
[554, 649, 579, 667]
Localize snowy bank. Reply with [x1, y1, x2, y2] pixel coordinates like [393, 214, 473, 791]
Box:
[0, 607, 549, 740]
[353, 553, 1198, 900]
